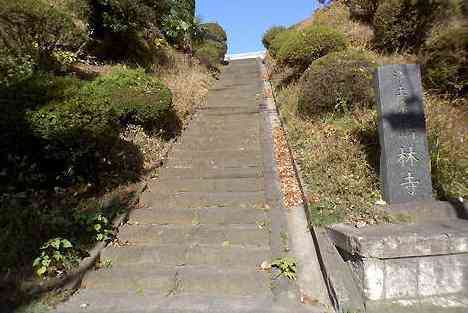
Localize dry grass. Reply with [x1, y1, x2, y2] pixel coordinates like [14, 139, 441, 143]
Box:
[122, 50, 214, 171]
[274, 83, 390, 226]
[425, 95, 468, 199]
[157, 51, 214, 127]
[298, 1, 374, 50]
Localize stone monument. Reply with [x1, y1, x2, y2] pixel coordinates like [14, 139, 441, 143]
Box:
[374, 64, 433, 204]
[325, 64, 468, 309]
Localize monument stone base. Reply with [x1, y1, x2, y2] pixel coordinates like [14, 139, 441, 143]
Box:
[326, 213, 468, 302]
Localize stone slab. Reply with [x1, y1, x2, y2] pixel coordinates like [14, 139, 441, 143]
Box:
[315, 229, 365, 313]
[380, 200, 468, 222]
[346, 253, 468, 301]
[141, 191, 266, 209]
[100, 244, 270, 268]
[117, 224, 269, 247]
[147, 178, 264, 193]
[327, 219, 468, 258]
[374, 64, 433, 204]
[83, 266, 270, 296]
[366, 293, 468, 313]
[129, 206, 268, 225]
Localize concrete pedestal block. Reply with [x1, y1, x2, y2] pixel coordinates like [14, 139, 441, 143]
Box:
[327, 220, 468, 302]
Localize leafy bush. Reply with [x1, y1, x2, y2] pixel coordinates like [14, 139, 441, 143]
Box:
[372, 0, 454, 52]
[33, 238, 79, 277]
[0, 0, 86, 83]
[0, 67, 173, 191]
[87, 0, 196, 63]
[269, 29, 295, 58]
[194, 41, 227, 69]
[200, 22, 228, 43]
[275, 25, 347, 73]
[262, 26, 287, 49]
[298, 49, 377, 116]
[81, 66, 174, 130]
[422, 25, 468, 97]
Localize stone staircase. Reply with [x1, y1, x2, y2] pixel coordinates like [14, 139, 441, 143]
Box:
[54, 59, 325, 313]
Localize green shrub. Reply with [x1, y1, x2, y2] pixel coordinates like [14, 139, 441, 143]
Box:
[87, 0, 196, 62]
[298, 49, 377, 116]
[0, 0, 86, 82]
[269, 29, 295, 58]
[2, 67, 173, 189]
[275, 25, 347, 72]
[200, 22, 228, 43]
[262, 26, 287, 49]
[82, 66, 174, 130]
[372, 0, 454, 52]
[422, 25, 468, 97]
[195, 41, 227, 69]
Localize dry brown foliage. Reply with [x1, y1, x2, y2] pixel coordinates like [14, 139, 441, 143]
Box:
[121, 50, 214, 171]
[297, 1, 374, 50]
[157, 51, 214, 126]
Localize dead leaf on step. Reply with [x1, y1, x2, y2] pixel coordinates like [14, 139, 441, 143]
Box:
[300, 291, 319, 305]
[258, 260, 271, 271]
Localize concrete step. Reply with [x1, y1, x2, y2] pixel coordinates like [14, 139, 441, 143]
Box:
[170, 141, 260, 151]
[159, 166, 263, 180]
[83, 266, 270, 296]
[197, 106, 259, 115]
[141, 191, 266, 209]
[168, 149, 260, 162]
[117, 224, 269, 247]
[56, 292, 275, 313]
[163, 158, 261, 170]
[128, 206, 269, 225]
[181, 128, 260, 140]
[100, 244, 271, 268]
[146, 178, 264, 193]
[172, 136, 260, 150]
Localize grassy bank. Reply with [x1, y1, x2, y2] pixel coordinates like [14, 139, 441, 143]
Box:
[265, 0, 467, 226]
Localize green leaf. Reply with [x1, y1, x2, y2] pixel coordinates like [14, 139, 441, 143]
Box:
[50, 238, 61, 249]
[37, 266, 47, 276]
[61, 239, 73, 248]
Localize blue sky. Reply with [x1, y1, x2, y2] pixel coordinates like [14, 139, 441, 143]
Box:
[196, 1, 319, 54]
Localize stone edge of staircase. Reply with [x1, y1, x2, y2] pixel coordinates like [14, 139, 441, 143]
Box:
[259, 57, 364, 313]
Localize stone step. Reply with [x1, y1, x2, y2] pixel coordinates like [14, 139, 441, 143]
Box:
[140, 191, 266, 209]
[159, 166, 263, 180]
[181, 128, 260, 139]
[170, 141, 260, 151]
[197, 106, 259, 114]
[174, 134, 259, 147]
[100, 244, 271, 268]
[117, 224, 269, 247]
[56, 292, 275, 313]
[146, 178, 264, 193]
[168, 149, 261, 162]
[163, 158, 261, 170]
[83, 266, 270, 296]
[128, 206, 269, 225]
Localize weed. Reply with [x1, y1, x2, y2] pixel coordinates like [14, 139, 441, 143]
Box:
[272, 256, 297, 280]
[33, 238, 80, 278]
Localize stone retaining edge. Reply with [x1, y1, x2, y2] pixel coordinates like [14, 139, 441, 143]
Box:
[259, 56, 366, 313]
[258, 58, 333, 311]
